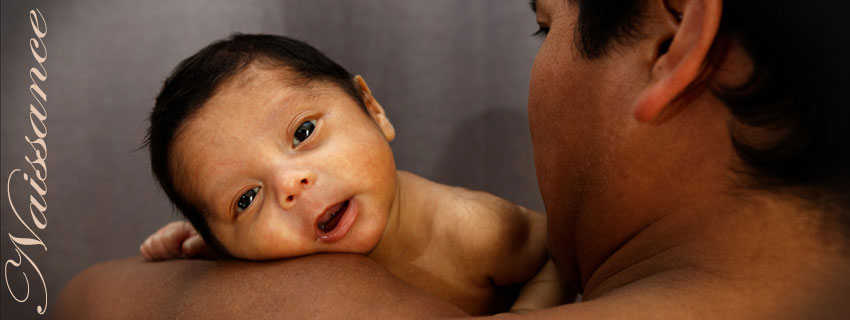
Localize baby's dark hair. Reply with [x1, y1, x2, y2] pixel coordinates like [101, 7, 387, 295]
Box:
[145, 34, 364, 257]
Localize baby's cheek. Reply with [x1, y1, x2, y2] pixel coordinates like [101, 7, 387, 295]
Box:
[225, 221, 279, 259]
[260, 216, 323, 258]
[251, 221, 291, 256]
[365, 141, 397, 185]
[351, 215, 386, 253]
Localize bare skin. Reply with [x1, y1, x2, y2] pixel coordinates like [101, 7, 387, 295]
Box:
[55, 0, 849, 318]
[515, 0, 850, 318]
[137, 62, 560, 314]
[367, 172, 554, 314]
[142, 170, 557, 315]
[54, 254, 467, 320]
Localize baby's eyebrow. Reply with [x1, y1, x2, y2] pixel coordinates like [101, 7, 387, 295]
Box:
[530, 0, 538, 13]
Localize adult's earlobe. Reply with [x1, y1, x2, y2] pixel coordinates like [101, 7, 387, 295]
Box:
[632, 0, 722, 124]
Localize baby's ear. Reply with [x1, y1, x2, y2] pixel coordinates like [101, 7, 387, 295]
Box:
[354, 75, 395, 141]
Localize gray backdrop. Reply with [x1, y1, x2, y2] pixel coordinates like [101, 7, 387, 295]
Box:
[1, 1, 543, 318]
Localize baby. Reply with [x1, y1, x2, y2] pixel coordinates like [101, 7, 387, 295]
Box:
[140, 34, 567, 315]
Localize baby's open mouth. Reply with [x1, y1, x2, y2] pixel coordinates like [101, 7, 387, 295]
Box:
[317, 199, 350, 233]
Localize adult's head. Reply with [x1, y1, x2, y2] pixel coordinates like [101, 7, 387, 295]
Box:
[528, 0, 849, 295]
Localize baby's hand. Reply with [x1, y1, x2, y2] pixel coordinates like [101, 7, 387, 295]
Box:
[139, 221, 215, 261]
[510, 259, 576, 312]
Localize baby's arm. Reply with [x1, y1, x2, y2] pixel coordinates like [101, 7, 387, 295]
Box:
[510, 259, 574, 313]
[476, 202, 573, 311]
[139, 221, 216, 261]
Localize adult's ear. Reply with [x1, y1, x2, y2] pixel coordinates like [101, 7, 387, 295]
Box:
[354, 75, 396, 141]
[632, 0, 722, 124]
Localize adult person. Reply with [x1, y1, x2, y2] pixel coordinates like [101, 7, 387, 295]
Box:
[55, 0, 849, 318]
[521, 0, 849, 317]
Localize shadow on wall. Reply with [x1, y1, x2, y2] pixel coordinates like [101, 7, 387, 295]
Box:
[431, 108, 544, 212]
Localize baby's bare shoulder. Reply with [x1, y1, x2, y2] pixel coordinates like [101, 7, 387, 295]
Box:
[445, 183, 542, 228]
[399, 171, 545, 261]
[429, 182, 548, 283]
[398, 170, 533, 219]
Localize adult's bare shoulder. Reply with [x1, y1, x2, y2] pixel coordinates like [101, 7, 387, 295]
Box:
[53, 254, 467, 320]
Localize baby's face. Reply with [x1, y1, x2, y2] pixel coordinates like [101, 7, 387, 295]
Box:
[171, 65, 398, 259]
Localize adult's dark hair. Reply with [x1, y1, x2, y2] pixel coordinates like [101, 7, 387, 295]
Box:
[568, 0, 850, 228]
[145, 34, 364, 257]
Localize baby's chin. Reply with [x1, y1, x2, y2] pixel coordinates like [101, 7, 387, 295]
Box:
[332, 220, 387, 255]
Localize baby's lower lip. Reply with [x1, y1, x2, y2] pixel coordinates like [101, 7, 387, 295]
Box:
[317, 198, 357, 243]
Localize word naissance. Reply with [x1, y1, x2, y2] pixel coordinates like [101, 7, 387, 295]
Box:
[4, 8, 48, 315]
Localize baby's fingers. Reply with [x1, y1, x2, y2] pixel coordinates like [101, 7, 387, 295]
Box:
[140, 234, 172, 261]
[140, 221, 195, 261]
[160, 221, 196, 243]
[182, 234, 216, 259]
[140, 237, 154, 260]
[157, 226, 186, 258]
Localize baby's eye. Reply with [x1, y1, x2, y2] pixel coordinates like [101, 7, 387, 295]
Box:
[293, 120, 317, 146]
[236, 187, 260, 212]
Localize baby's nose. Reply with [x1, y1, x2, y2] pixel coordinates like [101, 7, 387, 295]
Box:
[275, 169, 316, 210]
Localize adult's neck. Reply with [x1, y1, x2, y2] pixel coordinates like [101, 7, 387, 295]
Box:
[571, 104, 850, 315]
[583, 191, 848, 316]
